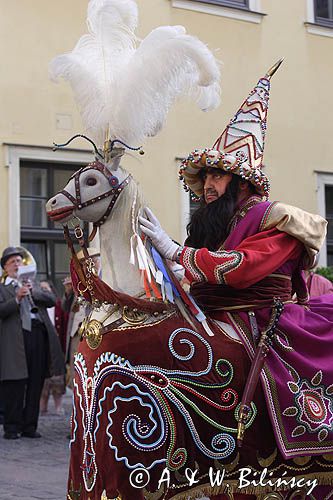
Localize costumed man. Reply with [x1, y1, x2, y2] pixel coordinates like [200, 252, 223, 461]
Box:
[63, 247, 101, 389]
[140, 62, 333, 498]
[0, 247, 65, 439]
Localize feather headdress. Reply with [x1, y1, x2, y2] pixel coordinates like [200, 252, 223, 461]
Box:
[49, 0, 221, 149]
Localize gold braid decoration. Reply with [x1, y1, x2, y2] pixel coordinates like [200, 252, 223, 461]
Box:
[101, 494, 122, 500]
[80, 304, 119, 350]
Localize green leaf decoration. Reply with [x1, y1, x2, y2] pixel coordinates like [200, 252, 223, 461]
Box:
[282, 406, 298, 417]
[291, 425, 306, 437]
[311, 370, 323, 386]
[287, 381, 300, 394]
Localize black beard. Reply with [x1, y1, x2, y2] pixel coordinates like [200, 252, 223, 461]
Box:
[185, 176, 240, 251]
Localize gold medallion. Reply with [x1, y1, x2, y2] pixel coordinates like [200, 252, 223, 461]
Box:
[78, 317, 89, 339]
[84, 319, 103, 349]
[122, 306, 148, 326]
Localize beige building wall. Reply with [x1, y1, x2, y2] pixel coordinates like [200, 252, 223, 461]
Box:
[0, 0, 332, 264]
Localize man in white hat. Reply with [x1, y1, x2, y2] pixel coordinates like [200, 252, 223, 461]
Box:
[0, 247, 64, 440]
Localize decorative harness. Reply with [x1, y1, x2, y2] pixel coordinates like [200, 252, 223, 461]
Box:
[60, 160, 174, 350]
[60, 160, 131, 241]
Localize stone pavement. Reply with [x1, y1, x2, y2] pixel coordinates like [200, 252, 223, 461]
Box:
[0, 389, 72, 500]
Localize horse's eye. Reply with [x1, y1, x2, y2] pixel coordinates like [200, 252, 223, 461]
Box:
[86, 177, 97, 186]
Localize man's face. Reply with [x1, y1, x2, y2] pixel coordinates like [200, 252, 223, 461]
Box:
[203, 170, 232, 204]
[3, 255, 23, 279]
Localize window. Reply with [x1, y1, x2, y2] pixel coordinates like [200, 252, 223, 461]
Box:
[316, 173, 333, 267]
[190, 0, 248, 8]
[325, 185, 333, 265]
[314, 0, 333, 26]
[171, 0, 263, 24]
[180, 194, 200, 242]
[20, 160, 86, 294]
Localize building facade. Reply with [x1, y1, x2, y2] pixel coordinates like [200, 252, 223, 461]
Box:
[0, 0, 332, 289]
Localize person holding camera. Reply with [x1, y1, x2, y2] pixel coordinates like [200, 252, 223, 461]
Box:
[0, 246, 64, 439]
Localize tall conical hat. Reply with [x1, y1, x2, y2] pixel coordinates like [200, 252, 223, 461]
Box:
[179, 59, 283, 200]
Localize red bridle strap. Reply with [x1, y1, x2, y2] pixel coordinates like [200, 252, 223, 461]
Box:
[60, 161, 131, 235]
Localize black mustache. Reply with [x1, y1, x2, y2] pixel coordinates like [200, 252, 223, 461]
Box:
[204, 189, 218, 196]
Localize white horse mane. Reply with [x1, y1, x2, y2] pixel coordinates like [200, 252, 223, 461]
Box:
[107, 166, 145, 242]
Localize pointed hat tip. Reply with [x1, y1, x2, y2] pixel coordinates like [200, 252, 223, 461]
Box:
[266, 58, 284, 78]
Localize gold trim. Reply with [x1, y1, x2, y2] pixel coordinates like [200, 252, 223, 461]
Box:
[218, 303, 257, 311]
[257, 448, 278, 468]
[266, 58, 284, 78]
[323, 453, 333, 462]
[112, 311, 177, 332]
[121, 305, 149, 326]
[269, 273, 292, 281]
[142, 487, 165, 500]
[215, 452, 240, 473]
[213, 300, 294, 312]
[288, 490, 307, 500]
[84, 319, 103, 350]
[101, 494, 122, 500]
[219, 300, 295, 311]
[262, 494, 284, 500]
[169, 471, 333, 500]
[293, 456, 312, 466]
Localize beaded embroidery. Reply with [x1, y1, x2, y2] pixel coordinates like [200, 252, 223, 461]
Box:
[181, 246, 243, 285]
[72, 327, 246, 492]
[283, 370, 333, 442]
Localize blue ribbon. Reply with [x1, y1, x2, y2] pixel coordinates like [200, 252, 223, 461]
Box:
[151, 247, 180, 298]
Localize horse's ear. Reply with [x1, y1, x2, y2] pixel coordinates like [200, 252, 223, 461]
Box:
[104, 146, 125, 172]
[109, 155, 121, 172]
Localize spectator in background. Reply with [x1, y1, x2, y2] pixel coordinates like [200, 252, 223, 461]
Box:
[39, 280, 66, 416]
[63, 248, 101, 389]
[0, 247, 65, 439]
[306, 270, 333, 298]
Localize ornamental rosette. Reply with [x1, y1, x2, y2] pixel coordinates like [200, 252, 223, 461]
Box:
[283, 370, 333, 442]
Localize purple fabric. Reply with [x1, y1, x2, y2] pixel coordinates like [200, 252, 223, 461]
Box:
[307, 272, 333, 297]
[224, 200, 272, 249]
[222, 202, 333, 459]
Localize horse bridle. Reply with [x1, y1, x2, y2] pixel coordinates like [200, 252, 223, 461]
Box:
[60, 160, 131, 240]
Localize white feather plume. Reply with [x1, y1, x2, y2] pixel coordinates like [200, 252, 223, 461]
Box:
[49, 0, 221, 147]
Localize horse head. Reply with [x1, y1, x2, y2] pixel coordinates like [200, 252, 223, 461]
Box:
[46, 141, 146, 296]
[46, 148, 129, 228]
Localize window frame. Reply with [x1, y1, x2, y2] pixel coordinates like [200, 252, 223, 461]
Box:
[189, 0, 249, 9]
[314, 0, 333, 27]
[171, 0, 264, 24]
[6, 144, 93, 244]
[305, 0, 333, 37]
[5, 144, 94, 293]
[20, 159, 78, 231]
[316, 172, 333, 267]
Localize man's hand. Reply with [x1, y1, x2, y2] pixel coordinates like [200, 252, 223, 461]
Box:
[16, 285, 31, 302]
[139, 207, 180, 260]
[22, 279, 32, 290]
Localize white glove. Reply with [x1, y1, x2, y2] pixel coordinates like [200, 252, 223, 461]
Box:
[139, 207, 180, 260]
[168, 261, 185, 281]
